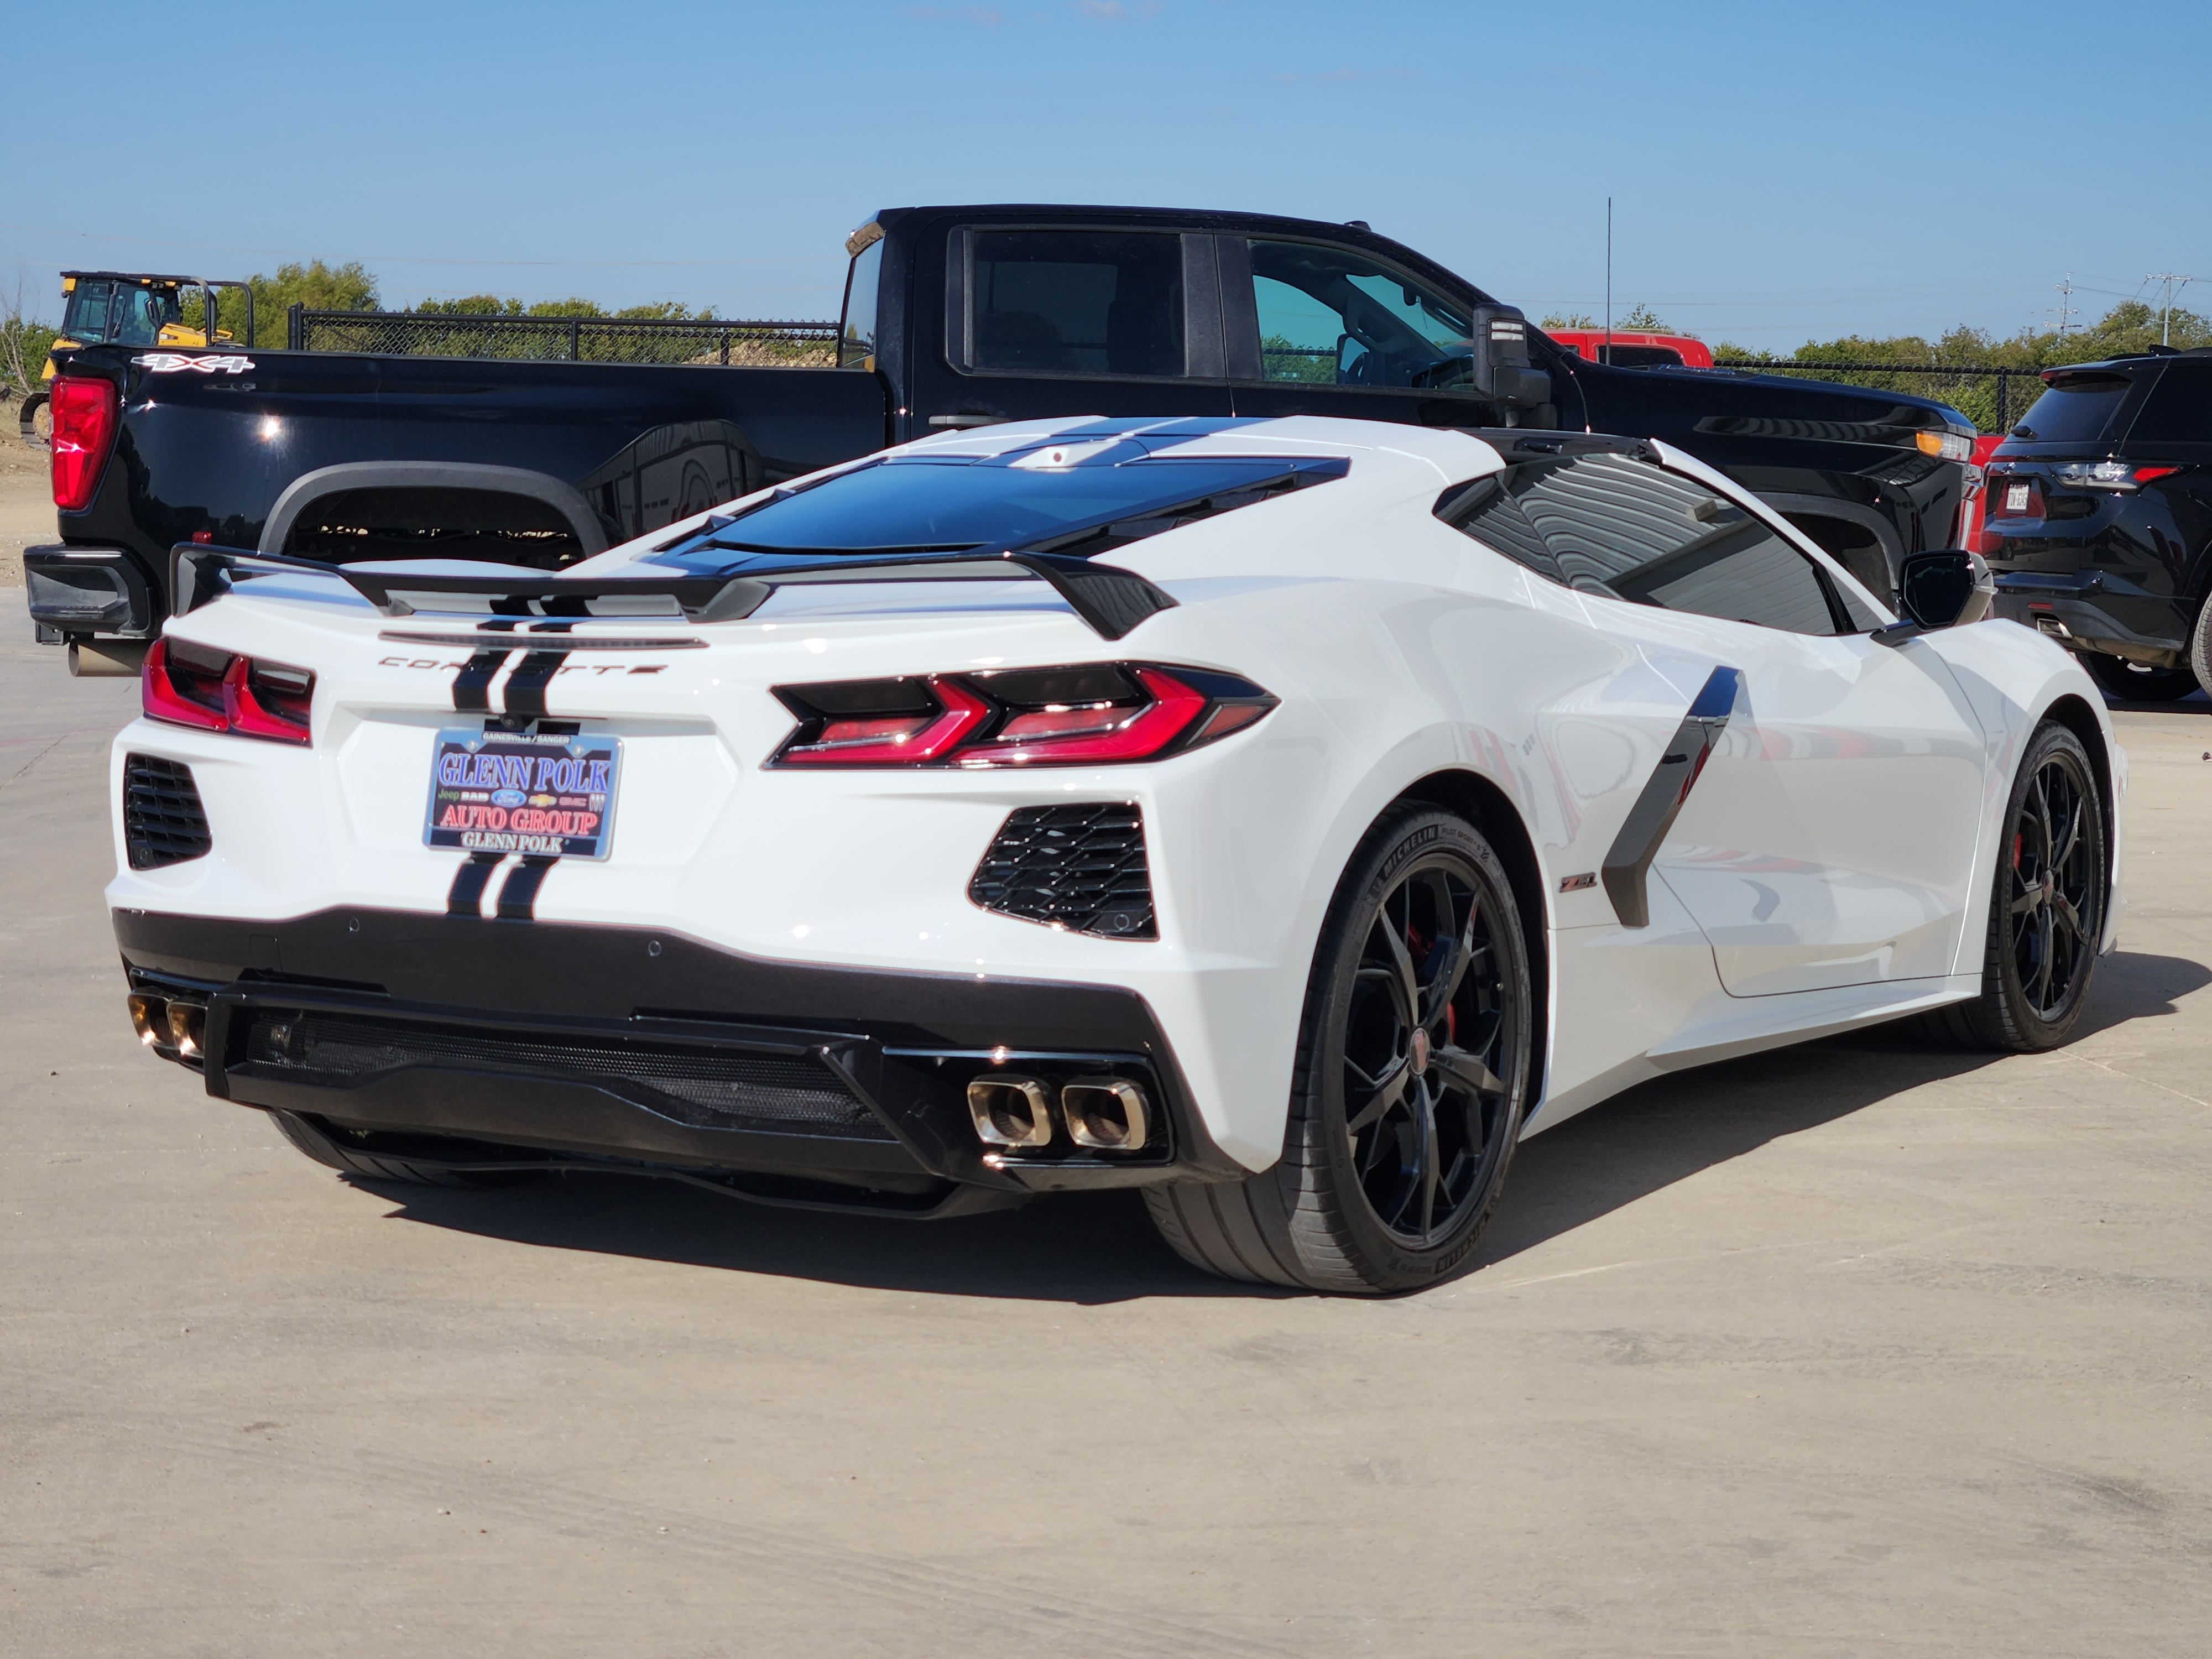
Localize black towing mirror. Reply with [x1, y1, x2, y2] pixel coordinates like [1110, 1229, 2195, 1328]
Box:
[1469, 304, 1551, 409]
[1871, 550, 1994, 646]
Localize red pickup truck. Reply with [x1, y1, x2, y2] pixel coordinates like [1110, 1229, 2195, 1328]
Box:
[1545, 330, 1715, 369]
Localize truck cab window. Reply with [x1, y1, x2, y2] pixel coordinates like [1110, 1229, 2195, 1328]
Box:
[1443, 453, 1850, 635]
[112, 288, 166, 346]
[1248, 241, 1473, 391]
[969, 230, 1184, 378]
[839, 237, 882, 370]
[62, 281, 113, 342]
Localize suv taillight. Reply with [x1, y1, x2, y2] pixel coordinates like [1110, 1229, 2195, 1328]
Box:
[770, 663, 1275, 769]
[143, 638, 315, 745]
[50, 375, 120, 512]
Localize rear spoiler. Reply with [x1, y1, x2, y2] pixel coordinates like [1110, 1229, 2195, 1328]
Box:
[169, 544, 1179, 641]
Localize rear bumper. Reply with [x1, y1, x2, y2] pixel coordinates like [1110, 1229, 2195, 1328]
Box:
[115, 906, 1243, 1207]
[1991, 570, 2191, 664]
[24, 545, 157, 638]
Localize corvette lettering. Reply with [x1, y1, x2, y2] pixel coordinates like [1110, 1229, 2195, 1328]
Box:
[377, 656, 667, 676]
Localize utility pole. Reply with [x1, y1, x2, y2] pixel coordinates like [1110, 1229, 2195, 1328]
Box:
[2146, 272, 2195, 346]
[2053, 273, 2077, 338]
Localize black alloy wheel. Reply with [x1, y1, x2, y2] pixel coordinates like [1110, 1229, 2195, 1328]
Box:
[1924, 721, 2106, 1052]
[1144, 808, 1533, 1293]
[1340, 855, 1517, 1248]
[2005, 743, 2100, 1023]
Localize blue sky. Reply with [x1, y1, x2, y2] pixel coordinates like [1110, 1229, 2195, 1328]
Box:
[7, 0, 2207, 346]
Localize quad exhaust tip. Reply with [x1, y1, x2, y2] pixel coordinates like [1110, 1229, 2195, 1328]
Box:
[128, 993, 204, 1059]
[167, 1001, 206, 1060]
[967, 1075, 1054, 1148]
[1061, 1076, 1149, 1151]
[127, 993, 166, 1048]
[966, 1072, 1152, 1153]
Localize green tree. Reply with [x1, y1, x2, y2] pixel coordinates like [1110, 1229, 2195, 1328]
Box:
[1712, 300, 2211, 432]
[180, 260, 379, 345]
[1538, 306, 1687, 336]
[408, 294, 698, 320]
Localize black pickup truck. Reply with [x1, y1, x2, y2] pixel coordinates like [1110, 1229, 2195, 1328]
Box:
[28, 202, 1975, 669]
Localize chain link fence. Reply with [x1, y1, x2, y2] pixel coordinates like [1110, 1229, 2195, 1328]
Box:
[1712, 360, 2043, 435]
[280, 307, 2048, 429]
[287, 306, 838, 367]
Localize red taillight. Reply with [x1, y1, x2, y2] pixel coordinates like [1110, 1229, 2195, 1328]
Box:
[143, 639, 227, 731]
[964, 667, 1208, 767]
[770, 663, 1274, 769]
[143, 638, 314, 745]
[2133, 466, 2181, 484]
[50, 375, 119, 512]
[776, 678, 990, 764]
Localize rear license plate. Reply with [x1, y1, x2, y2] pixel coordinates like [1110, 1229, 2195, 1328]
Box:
[424, 728, 622, 860]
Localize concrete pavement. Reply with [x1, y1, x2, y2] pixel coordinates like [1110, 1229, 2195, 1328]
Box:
[3, 630, 2208, 1656]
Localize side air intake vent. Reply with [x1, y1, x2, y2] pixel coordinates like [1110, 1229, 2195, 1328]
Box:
[969, 804, 1155, 939]
[123, 754, 213, 870]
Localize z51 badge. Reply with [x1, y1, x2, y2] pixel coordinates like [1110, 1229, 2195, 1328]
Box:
[424, 728, 621, 859]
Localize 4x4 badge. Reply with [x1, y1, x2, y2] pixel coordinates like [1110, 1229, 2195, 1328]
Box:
[132, 353, 255, 374]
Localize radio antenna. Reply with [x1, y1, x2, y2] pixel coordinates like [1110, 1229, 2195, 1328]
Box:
[1604, 197, 1613, 366]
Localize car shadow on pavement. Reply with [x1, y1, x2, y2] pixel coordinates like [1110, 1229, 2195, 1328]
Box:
[1471, 947, 2210, 1274]
[366, 950, 2209, 1303]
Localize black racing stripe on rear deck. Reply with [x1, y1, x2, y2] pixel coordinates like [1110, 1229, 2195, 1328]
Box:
[500, 625, 573, 716]
[446, 851, 507, 917]
[495, 855, 560, 920]
[452, 620, 520, 713]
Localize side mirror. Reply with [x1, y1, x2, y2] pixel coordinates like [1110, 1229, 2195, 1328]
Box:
[1872, 550, 1994, 646]
[1468, 304, 1551, 409]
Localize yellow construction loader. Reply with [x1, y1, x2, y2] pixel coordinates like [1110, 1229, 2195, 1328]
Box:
[17, 272, 253, 444]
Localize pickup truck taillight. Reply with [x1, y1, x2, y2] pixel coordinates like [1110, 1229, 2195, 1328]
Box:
[143, 638, 315, 745]
[50, 375, 120, 512]
[769, 663, 1275, 768]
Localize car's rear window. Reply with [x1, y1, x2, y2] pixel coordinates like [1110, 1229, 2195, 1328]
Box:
[649, 452, 1347, 570]
[2011, 373, 2134, 444]
[2126, 364, 2212, 444]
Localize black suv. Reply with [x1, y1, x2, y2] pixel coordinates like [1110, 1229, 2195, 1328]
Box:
[1984, 349, 2212, 699]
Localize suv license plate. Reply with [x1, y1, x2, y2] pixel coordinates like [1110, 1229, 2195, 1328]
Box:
[424, 728, 621, 860]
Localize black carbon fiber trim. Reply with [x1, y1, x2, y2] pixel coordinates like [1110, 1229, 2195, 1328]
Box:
[237, 1006, 894, 1140]
[1601, 666, 1741, 929]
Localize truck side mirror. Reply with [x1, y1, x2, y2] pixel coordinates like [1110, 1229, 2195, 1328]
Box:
[1469, 304, 1551, 409]
[1872, 550, 1994, 646]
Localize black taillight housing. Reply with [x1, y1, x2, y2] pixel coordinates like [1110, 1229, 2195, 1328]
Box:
[770, 662, 1275, 768]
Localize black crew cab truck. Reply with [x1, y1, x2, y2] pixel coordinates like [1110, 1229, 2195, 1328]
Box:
[28, 204, 1976, 668]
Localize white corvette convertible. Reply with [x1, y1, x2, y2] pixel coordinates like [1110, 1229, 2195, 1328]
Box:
[111, 416, 2121, 1293]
